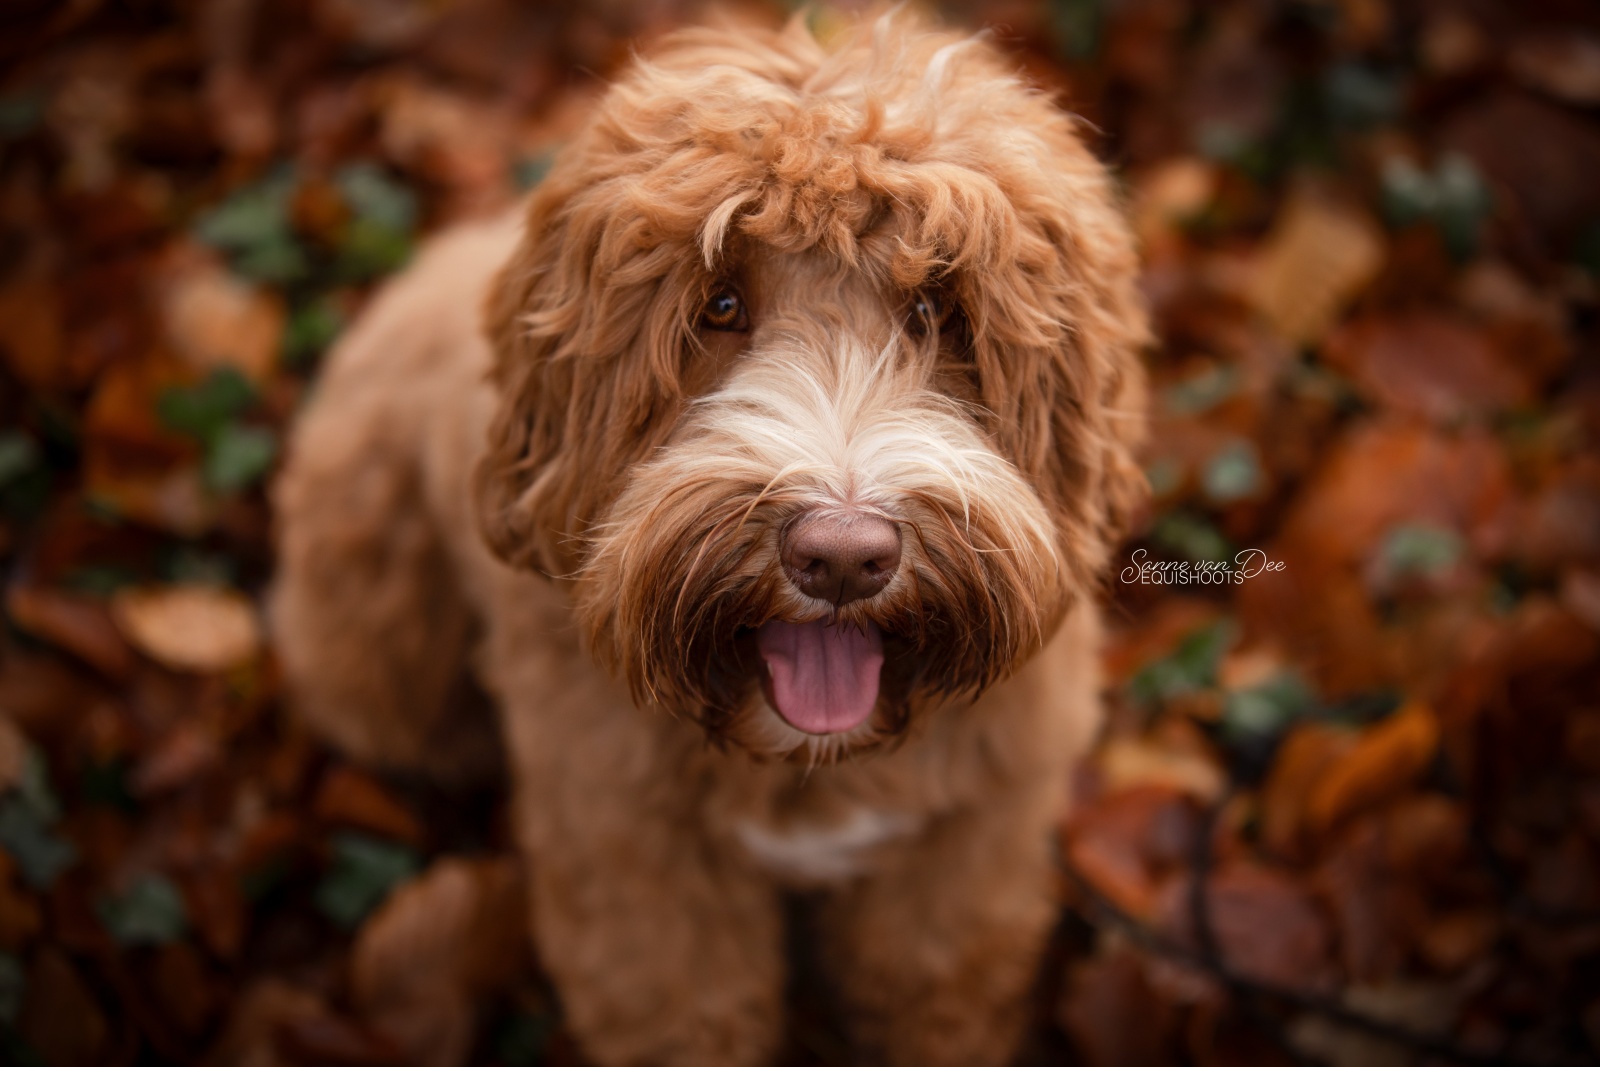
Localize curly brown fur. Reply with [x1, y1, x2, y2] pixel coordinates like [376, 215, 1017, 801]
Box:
[272, 10, 1146, 1067]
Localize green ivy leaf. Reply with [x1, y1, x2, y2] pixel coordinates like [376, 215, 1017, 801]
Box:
[1203, 440, 1265, 503]
[315, 833, 419, 930]
[0, 798, 77, 890]
[1150, 512, 1232, 564]
[1378, 522, 1464, 580]
[1128, 620, 1237, 710]
[203, 424, 277, 494]
[0, 434, 40, 488]
[282, 298, 345, 370]
[157, 368, 258, 444]
[194, 168, 310, 285]
[1222, 672, 1315, 746]
[98, 874, 188, 946]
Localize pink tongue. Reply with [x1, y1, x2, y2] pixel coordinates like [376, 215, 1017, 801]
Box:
[756, 619, 884, 735]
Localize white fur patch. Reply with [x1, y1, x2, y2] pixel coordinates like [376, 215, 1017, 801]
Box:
[736, 808, 921, 884]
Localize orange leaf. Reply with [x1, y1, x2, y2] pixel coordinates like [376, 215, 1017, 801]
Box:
[1306, 702, 1441, 838]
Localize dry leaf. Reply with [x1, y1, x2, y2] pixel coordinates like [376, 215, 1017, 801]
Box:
[1247, 190, 1384, 347]
[1157, 863, 1334, 991]
[351, 857, 525, 1067]
[1066, 785, 1202, 920]
[162, 251, 286, 382]
[20, 948, 112, 1067]
[111, 584, 261, 673]
[1260, 724, 1359, 858]
[5, 584, 136, 679]
[1097, 735, 1227, 803]
[1306, 702, 1441, 838]
[313, 766, 424, 845]
[1322, 313, 1530, 422]
[1510, 32, 1600, 105]
[1058, 945, 1175, 1067]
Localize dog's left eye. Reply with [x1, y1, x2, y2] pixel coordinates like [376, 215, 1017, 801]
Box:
[908, 289, 957, 337]
[701, 289, 749, 332]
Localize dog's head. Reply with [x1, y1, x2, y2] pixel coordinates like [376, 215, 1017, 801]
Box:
[476, 12, 1147, 760]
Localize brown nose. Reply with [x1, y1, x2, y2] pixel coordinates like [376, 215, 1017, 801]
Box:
[781, 511, 902, 605]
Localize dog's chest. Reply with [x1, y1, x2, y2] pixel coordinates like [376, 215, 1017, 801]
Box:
[735, 808, 922, 884]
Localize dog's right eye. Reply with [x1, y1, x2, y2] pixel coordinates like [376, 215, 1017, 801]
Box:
[700, 289, 749, 332]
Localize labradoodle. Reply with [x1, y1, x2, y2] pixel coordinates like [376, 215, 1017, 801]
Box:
[272, 12, 1147, 1066]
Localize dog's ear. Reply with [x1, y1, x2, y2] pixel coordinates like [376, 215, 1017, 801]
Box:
[474, 157, 703, 577]
[964, 115, 1150, 586]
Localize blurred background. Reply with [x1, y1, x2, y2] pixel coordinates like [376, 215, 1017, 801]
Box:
[1, 1, 1598, 1065]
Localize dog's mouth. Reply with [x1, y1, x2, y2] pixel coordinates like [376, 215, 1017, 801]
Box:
[753, 618, 884, 736]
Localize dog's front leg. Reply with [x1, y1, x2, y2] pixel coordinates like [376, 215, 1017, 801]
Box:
[818, 797, 1059, 1067]
[496, 679, 786, 1067]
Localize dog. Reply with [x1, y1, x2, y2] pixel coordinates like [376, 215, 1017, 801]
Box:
[271, 11, 1146, 1066]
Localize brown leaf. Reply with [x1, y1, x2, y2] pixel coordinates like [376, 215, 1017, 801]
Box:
[351, 857, 525, 1067]
[153, 941, 222, 1038]
[0, 712, 27, 792]
[5, 583, 136, 679]
[313, 767, 424, 845]
[1247, 190, 1384, 347]
[1065, 785, 1202, 920]
[1306, 702, 1441, 839]
[1314, 817, 1419, 983]
[1323, 313, 1532, 422]
[133, 721, 223, 796]
[182, 866, 248, 960]
[160, 249, 285, 382]
[1416, 908, 1499, 974]
[1058, 945, 1176, 1067]
[1157, 862, 1335, 991]
[0, 274, 66, 390]
[1259, 723, 1359, 859]
[20, 948, 113, 1067]
[0, 851, 43, 950]
[203, 979, 325, 1067]
[111, 584, 261, 673]
[1509, 32, 1600, 106]
[277, 1011, 407, 1067]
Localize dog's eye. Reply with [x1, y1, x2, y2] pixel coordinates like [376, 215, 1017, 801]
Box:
[701, 288, 749, 332]
[908, 289, 957, 337]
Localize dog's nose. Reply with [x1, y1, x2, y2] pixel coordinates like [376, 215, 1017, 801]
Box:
[781, 511, 902, 605]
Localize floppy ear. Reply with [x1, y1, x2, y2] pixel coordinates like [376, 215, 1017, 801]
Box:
[962, 111, 1149, 586]
[474, 145, 707, 577]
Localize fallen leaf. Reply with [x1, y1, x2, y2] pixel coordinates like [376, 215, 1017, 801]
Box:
[1066, 785, 1203, 920]
[1058, 944, 1176, 1067]
[1509, 32, 1600, 106]
[351, 857, 525, 1067]
[1097, 735, 1227, 803]
[1247, 189, 1385, 347]
[313, 767, 424, 846]
[1157, 862, 1335, 991]
[1416, 909, 1499, 973]
[1306, 702, 1441, 839]
[133, 722, 223, 796]
[161, 251, 286, 382]
[98, 873, 188, 946]
[1314, 817, 1417, 982]
[1323, 313, 1531, 422]
[0, 851, 42, 950]
[4, 584, 135, 679]
[203, 978, 326, 1067]
[1260, 723, 1359, 858]
[19, 948, 111, 1067]
[0, 715, 25, 793]
[315, 833, 419, 931]
[111, 584, 261, 673]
